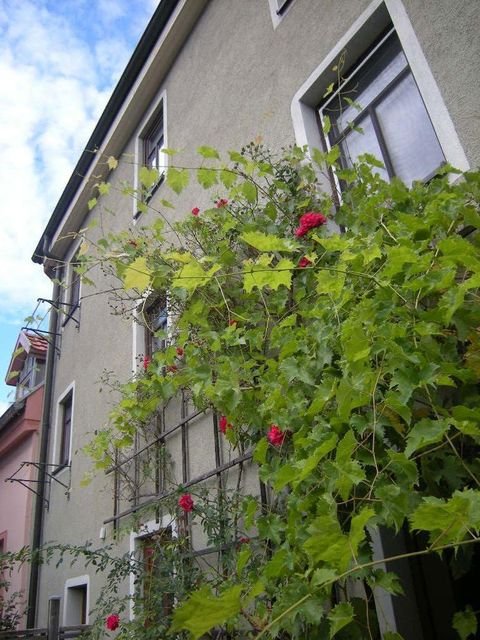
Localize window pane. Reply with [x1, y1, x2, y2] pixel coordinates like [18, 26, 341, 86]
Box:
[340, 115, 389, 180]
[375, 73, 444, 184]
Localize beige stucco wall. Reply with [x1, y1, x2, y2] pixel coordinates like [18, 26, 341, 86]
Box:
[35, 0, 480, 626]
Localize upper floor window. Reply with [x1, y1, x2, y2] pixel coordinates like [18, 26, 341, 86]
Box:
[144, 112, 164, 172]
[320, 29, 445, 185]
[58, 391, 73, 468]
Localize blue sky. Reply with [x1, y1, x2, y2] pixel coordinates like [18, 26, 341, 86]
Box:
[0, 0, 159, 412]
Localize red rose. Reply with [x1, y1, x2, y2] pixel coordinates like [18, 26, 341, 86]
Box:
[239, 536, 250, 544]
[166, 364, 177, 373]
[191, 207, 200, 216]
[143, 356, 151, 370]
[106, 614, 120, 631]
[267, 424, 286, 447]
[219, 415, 232, 434]
[216, 198, 228, 208]
[294, 212, 327, 237]
[298, 256, 312, 268]
[178, 493, 194, 512]
[176, 347, 184, 357]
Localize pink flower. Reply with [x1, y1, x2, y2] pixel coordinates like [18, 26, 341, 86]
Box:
[219, 415, 232, 434]
[106, 614, 120, 631]
[176, 347, 184, 357]
[143, 356, 151, 370]
[294, 211, 327, 237]
[298, 256, 312, 268]
[267, 424, 286, 447]
[191, 207, 200, 216]
[216, 198, 228, 208]
[178, 493, 194, 512]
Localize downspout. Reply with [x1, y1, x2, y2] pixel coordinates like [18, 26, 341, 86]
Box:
[27, 278, 59, 628]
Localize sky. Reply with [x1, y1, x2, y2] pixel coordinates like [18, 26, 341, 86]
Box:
[0, 0, 159, 413]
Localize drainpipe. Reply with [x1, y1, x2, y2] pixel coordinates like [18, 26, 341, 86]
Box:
[27, 279, 59, 628]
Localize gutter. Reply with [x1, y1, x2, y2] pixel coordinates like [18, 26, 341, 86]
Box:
[32, 0, 181, 265]
[26, 282, 59, 628]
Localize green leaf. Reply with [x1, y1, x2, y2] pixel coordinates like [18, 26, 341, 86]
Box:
[172, 260, 221, 292]
[240, 231, 297, 253]
[169, 585, 243, 639]
[328, 602, 354, 638]
[241, 180, 257, 203]
[197, 145, 220, 159]
[220, 168, 237, 188]
[322, 114, 331, 135]
[243, 256, 294, 293]
[316, 269, 345, 297]
[88, 198, 97, 211]
[106, 155, 118, 170]
[97, 181, 110, 195]
[197, 167, 218, 189]
[404, 419, 450, 458]
[294, 434, 338, 484]
[349, 507, 375, 557]
[122, 257, 152, 292]
[140, 166, 160, 189]
[167, 167, 189, 194]
[253, 438, 268, 464]
[453, 607, 477, 640]
[236, 546, 251, 574]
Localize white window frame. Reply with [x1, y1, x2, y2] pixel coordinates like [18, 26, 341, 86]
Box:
[291, 0, 469, 185]
[133, 90, 168, 220]
[267, 0, 295, 29]
[132, 292, 172, 375]
[129, 516, 177, 620]
[63, 575, 90, 626]
[52, 382, 75, 471]
[62, 239, 83, 328]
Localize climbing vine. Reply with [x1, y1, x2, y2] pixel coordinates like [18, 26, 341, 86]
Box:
[79, 142, 480, 639]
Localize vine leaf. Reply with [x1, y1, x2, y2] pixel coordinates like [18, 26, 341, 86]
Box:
[328, 602, 354, 638]
[452, 606, 477, 640]
[167, 167, 189, 193]
[122, 257, 151, 292]
[169, 585, 243, 639]
[240, 231, 296, 252]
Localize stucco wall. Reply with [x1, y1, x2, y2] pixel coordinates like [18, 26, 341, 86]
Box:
[35, 0, 479, 626]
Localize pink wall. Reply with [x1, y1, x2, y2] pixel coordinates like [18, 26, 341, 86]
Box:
[0, 387, 42, 627]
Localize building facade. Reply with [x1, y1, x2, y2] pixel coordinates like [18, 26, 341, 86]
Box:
[29, 0, 479, 637]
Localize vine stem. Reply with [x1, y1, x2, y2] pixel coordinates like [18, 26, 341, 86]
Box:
[255, 536, 480, 638]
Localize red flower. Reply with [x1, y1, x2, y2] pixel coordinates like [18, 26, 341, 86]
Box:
[294, 211, 327, 237]
[298, 256, 312, 268]
[191, 207, 200, 216]
[166, 364, 177, 373]
[238, 536, 250, 544]
[176, 347, 184, 357]
[219, 415, 232, 434]
[106, 614, 120, 631]
[216, 198, 228, 208]
[267, 424, 286, 447]
[178, 493, 194, 512]
[228, 319, 237, 327]
[143, 356, 151, 370]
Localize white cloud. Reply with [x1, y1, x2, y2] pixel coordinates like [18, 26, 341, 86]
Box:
[0, 0, 156, 322]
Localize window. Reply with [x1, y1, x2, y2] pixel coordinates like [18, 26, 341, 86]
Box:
[69, 256, 81, 310]
[291, 1, 469, 185]
[320, 29, 445, 185]
[144, 297, 168, 358]
[141, 110, 165, 203]
[58, 392, 73, 467]
[63, 576, 89, 625]
[268, 0, 295, 27]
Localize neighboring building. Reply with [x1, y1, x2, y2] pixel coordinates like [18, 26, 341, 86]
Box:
[29, 0, 479, 637]
[0, 331, 47, 628]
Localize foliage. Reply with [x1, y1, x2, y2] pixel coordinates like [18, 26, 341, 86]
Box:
[79, 143, 480, 638]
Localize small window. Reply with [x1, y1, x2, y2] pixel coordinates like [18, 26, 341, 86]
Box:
[320, 30, 445, 185]
[144, 297, 168, 358]
[64, 577, 88, 625]
[59, 392, 73, 467]
[142, 110, 165, 202]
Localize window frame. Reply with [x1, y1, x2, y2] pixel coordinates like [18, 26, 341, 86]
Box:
[134, 92, 167, 219]
[268, 0, 295, 28]
[63, 575, 89, 626]
[54, 384, 75, 472]
[62, 247, 82, 328]
[290, 0, 469, 185]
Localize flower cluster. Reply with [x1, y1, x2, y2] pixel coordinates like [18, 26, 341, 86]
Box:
[216, 198, 228, 208]
[294, 211, 327, 237]
[176, 346, 184, 357]
[191, 206, 200, 216]
[178, 493, 194, 512]
[267, 424, 286, 447]
[219, 415, 233, 434]
[105, 614, 120, 631]
[143, 355, 151, 371]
